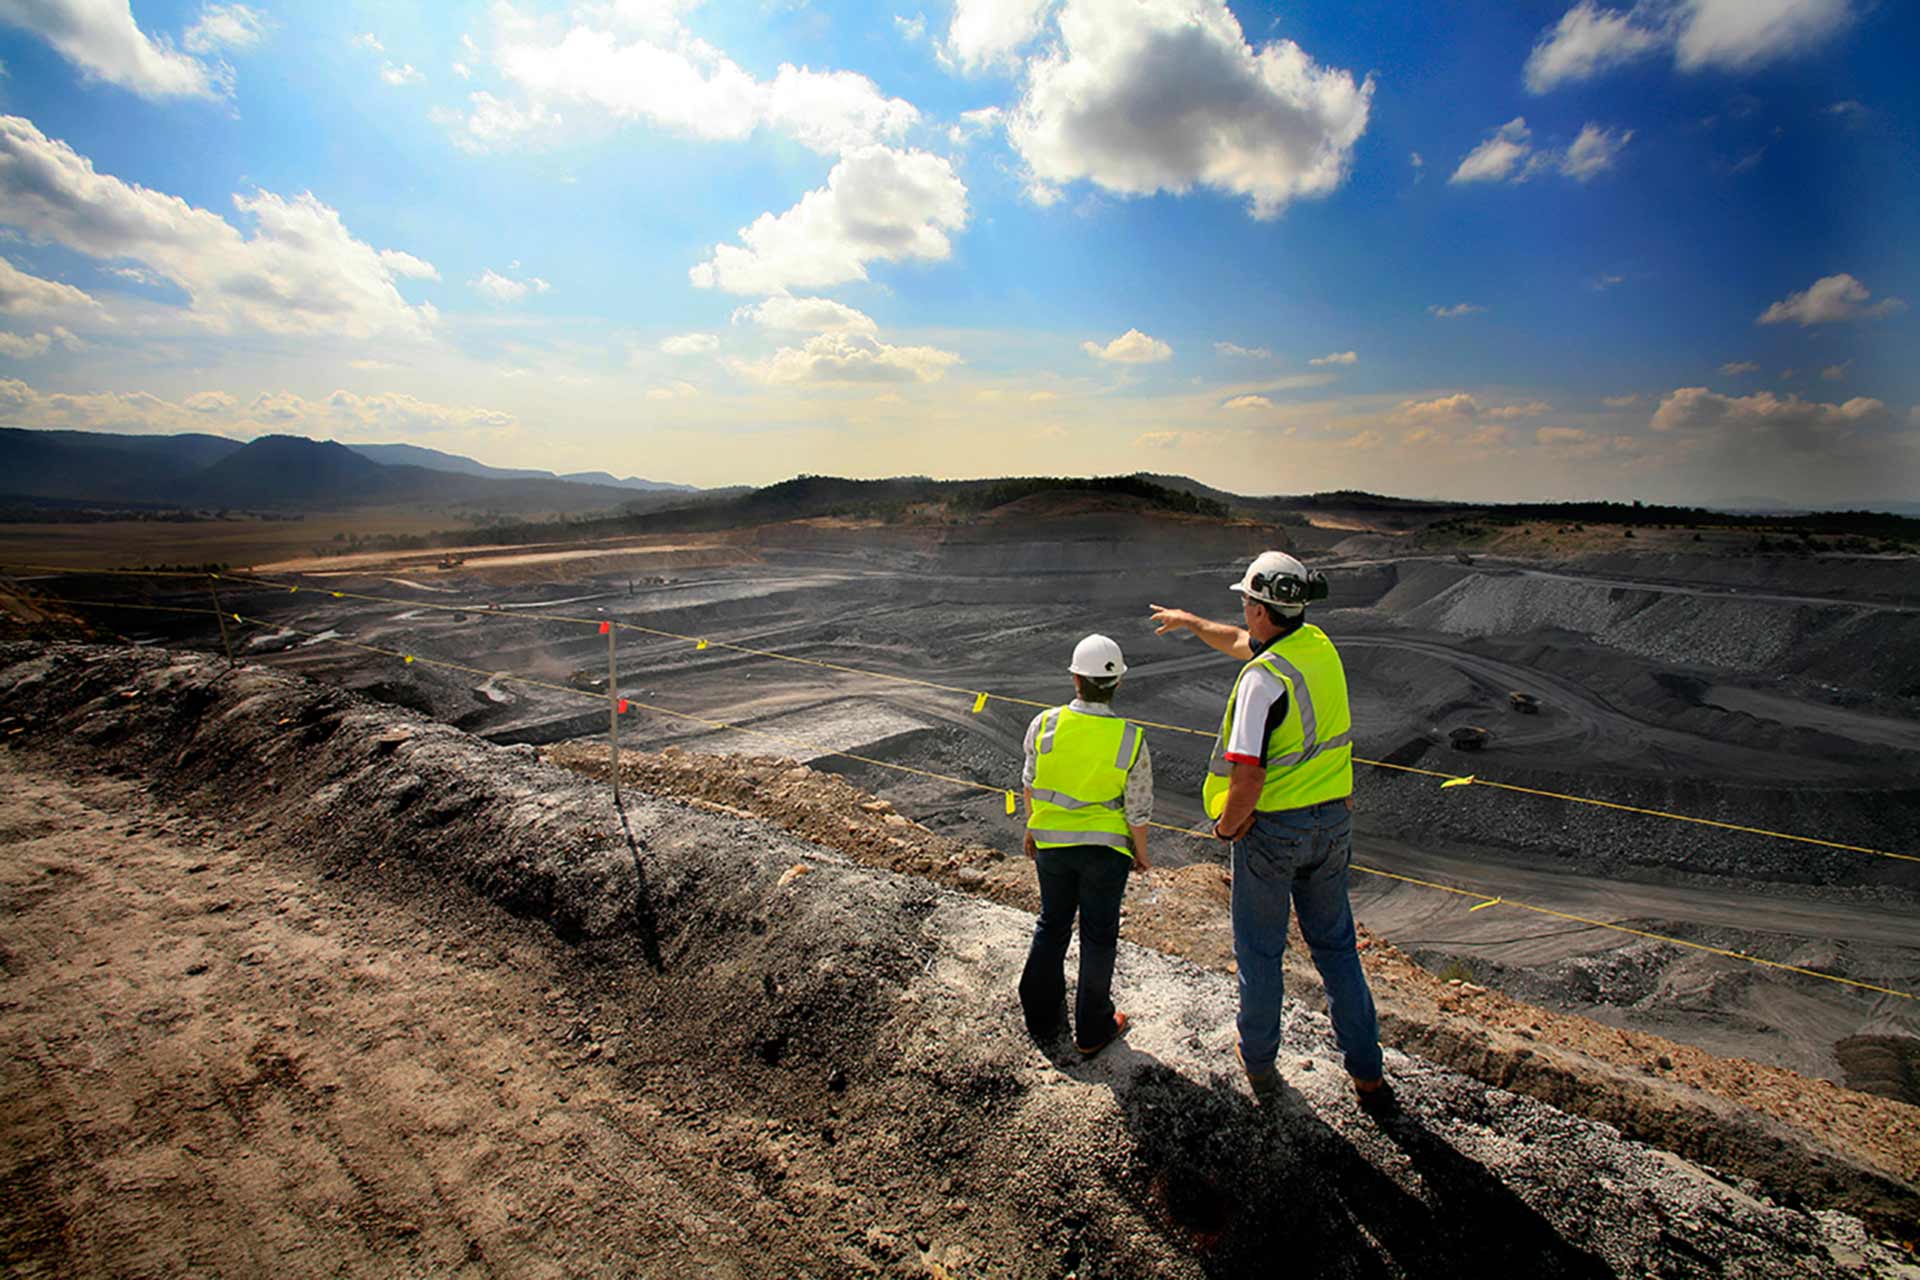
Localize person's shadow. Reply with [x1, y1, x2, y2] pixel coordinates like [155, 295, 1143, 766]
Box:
[1059, 1042, 1612, 1277]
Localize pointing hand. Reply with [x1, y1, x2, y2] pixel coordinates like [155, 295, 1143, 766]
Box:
[1148, 604, 1196, 636]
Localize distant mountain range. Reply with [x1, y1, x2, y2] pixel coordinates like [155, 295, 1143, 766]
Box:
[0, 428, 713, 515]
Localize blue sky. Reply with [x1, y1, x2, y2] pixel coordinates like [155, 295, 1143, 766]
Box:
[0, 0, 1913, 504]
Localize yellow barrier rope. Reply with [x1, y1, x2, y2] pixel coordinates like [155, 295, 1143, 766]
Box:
[10, 561, 1915, 865]
[5, 582, 1910, 1002]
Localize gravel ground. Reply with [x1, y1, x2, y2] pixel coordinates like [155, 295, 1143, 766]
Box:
[3, 640, 1917, 1276]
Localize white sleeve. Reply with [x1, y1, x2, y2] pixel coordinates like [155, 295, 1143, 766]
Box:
[1021, 711, 1044, 786]
[1224, 666, 1287, 765]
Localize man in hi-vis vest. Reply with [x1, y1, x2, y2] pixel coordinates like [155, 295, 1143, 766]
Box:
[1150, 552, 1387, 1107]
[1018, 634, 1153, 1058]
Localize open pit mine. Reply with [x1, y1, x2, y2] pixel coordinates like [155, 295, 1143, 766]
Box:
[2, 491, 1917, 1275]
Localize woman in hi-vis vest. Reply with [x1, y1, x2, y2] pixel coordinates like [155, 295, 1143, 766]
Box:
[1017, 634, 1153, 1058]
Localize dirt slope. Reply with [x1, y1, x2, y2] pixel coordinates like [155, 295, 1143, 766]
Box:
[1, 641, 1915, 1277]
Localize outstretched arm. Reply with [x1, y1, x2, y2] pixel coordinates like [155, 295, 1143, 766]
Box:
[1148, 604, 1253, 660]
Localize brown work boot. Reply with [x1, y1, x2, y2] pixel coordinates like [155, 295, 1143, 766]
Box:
[1235, 1043, 1282, 1105]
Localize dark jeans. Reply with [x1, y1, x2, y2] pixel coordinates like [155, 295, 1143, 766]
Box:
[1230, 799, 1383, 1080]
[1019, 844, 1132, 1046]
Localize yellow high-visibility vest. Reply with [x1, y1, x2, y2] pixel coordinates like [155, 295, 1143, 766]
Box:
[1202, 624, 1353, 819]
[1027, 707, 1142, 854]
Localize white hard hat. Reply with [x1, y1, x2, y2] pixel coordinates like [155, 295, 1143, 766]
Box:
[1069, 633, 1127, 679]
[1231, 550, 1313, 610]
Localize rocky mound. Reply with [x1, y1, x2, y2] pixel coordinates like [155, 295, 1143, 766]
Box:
[1, 641, 1914, 1275]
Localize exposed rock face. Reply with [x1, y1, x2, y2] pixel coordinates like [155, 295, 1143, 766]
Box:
[2, 640, 1914, 1274]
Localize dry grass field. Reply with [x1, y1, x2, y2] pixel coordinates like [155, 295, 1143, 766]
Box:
[0, 507, 481, 572]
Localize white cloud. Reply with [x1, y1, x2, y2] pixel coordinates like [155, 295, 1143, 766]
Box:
[732, 295, 877, 336]
[1428, 303, 1484, 319]
[645, 379, 700, 400]
[1824, 99, 1868, 126]
[1592, 273, 1625, 291]
[183, 4, 268, 56]
[894, 12, 926, 43]
[1308, 350, 1357, 366]
[1651, 387, 1888, 448]
[0, 116, 438, 340]
[945, 0, 1054, 72]
[381, 62, 425, 86]
[433, 92, 560, 154]
[470, 268, 550, 303]
[1757, 273, 1905, 326]
[0, 325, 80, 358]
[1214, 341, 1270, 359]
[1488, 399, 1552, 419]
[1222, 394, 1272, 410]
[1082, 328, 1171, 364]
[352, 32, 385, 54]
[378, 249, 439, 281]
[1525, 0, 1854, 93]
[1451, 117, 1629, 184]
[0, 377, 515, 439]
[1008, 0, 1372, 220]
[1720, 361, 1759, 375]
[690, 146, 967, 295]
[1561, 123, 1632, 180]
[0, 0, 222, 98]
[1675, 0, 1852, 71]
[659, 331, 718, 354]
[1400, 392, 1479, 420]
[0, 256, 99, 314]
[1524, 3, 1662, 93]
[946, 105, 1005, 146]
[731, 332, 960, 385]
[480, 14, 917, 156]
[1451, 118, 1534, 184]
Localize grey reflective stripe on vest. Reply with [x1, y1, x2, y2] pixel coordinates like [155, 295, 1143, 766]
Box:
[1029, 828, 1131, 850]
[1037, 708, 1060, 754]
[1028, 786, 1123, 811]
[1209, 652, 1335, 773]
[1115, 721, 1139, 769]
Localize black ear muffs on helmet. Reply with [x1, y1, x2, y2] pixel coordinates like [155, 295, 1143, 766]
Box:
[1251, 568, 1330, 605]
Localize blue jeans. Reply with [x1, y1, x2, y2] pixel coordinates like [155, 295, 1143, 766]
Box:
[1230, 799, 1382, 1080]
[1019, 844, 1132, 1046]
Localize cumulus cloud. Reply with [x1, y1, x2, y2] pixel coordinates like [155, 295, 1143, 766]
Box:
[731, 295, 877, 336]
[380, 62, 425, 86]
[0, 256, 99, 314]
[1561, 123, 1633, 180]
[1651, 386, 1888, 449]
[1008, 0, 1372, 219]
[0, 377, 515, 439]
[1451, 117, 1630, 184]
[433, 92, 560, 154]
[945, 105, 1005, 147]
[1720, 360, 1760, 375]
[691, 146, 967, 295]
[1757, 273, 1905, 326]
[0, 116, 438, 340]
[183, 4, 269, 55]
[945, 0, 1054, 72]
[1428, 303, 1484, 319]
[731, 332, 960, 385]
[1308, 350, 1357, 366]
[469, 11, 918, 156]
[659, 331, 718, 354]
[1524, 2, 1662, 92]
[895, 12, 926, 43]
[1400, 392, 1479, 421]
[1524, 0, 1854, 93]
[0, 325, 81, 358]
[0, 0, 224, 98]
[1222, 394, 1272, 411]
[470, 267, 550, 303]
[1082, 328, 1171, 364]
